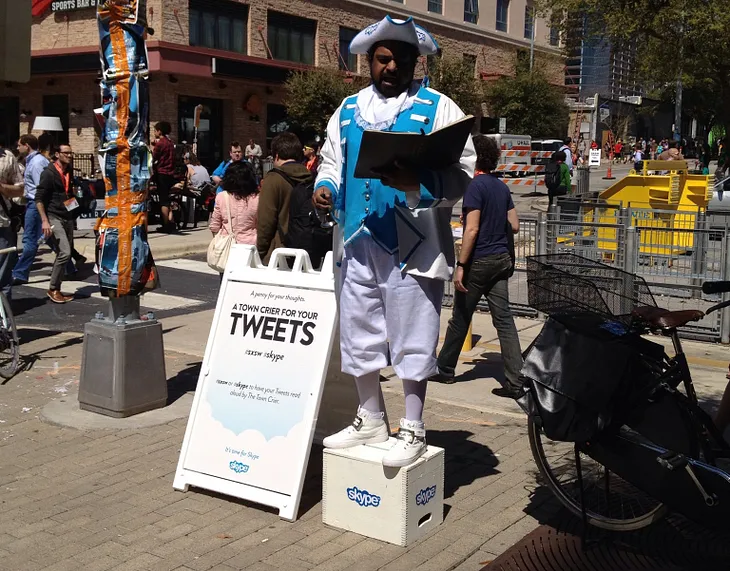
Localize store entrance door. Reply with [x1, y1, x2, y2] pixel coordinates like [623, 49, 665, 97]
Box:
[0, 97, 19, 148]
[178, 96, 223, 172]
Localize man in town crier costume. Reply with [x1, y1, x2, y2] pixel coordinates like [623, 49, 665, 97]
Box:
[313, 15, 475, 467]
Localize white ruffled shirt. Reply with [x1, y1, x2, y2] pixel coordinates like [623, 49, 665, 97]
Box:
[354, 82, 420, 131]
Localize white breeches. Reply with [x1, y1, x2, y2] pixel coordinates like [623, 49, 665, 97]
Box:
[339, 236, 444, 381]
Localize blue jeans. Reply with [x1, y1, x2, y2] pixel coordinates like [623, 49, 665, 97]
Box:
[0, 226, 18, 300]
[12, 201, 41, 282]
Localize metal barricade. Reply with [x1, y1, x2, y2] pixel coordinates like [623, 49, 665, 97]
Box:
[574, 165, 590, 196]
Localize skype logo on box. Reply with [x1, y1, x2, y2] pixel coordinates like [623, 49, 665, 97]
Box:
[346, 486, 381, 507]
[229, 461, 250, 474]
[416, 485, 437, 506]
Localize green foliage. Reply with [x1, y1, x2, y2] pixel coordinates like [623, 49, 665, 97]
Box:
[284, 69, 366, 135]
[427, 57, 484, 116]
[536, 0, 730, 136]
[484, 67, 569, 138]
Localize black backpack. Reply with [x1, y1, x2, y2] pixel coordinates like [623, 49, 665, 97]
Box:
[272, 168, 333, 268]
[544, 160, 562, 192]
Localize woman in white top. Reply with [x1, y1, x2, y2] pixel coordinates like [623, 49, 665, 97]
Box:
[183, 151, 211, 188]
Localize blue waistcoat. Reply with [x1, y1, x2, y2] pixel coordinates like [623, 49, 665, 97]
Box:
[334, 86, 441, 254]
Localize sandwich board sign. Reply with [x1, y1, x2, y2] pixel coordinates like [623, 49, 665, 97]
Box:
[589, 148, 601, 167]
[173, 245, 338, 521]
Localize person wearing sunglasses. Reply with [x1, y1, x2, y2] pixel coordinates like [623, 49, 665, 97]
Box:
[35, 144, 78, 304]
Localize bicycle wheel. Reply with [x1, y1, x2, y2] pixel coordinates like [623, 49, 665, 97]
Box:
[528, 416, 667, 531]
[0, 293, 20, 378]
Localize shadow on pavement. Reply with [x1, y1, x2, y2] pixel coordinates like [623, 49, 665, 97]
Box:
[11, 296, 48, 317]
[428, 429, 500, 501]
[450, 351, 507, 384]
[486, 503, 730, 571]
[166, 361, 201, 405]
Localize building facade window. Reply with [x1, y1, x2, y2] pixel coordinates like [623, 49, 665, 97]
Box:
[428, 0, 443, 14]
[496, 0, 509, 32]
[339, 27, 358, 72]
[189, 0, 248, 54]
[464, 0, 479, 24]
[267, 11, 316, 65]
[524, 5, 534, 39]
[550, 25, 560, 46]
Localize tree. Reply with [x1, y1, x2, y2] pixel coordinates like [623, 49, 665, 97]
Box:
[427, 57, 483, 117]
[484, 66, 569, 138]
[284, 69, 366, 135]
[536, 0, 730, 141]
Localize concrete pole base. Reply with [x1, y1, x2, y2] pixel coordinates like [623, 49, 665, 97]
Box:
[78, 297, 168, 418]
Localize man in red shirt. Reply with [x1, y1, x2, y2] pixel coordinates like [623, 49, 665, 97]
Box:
[152, 121, 176, 232]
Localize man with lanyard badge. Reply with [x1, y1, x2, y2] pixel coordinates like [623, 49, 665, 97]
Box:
[313, 16, 476, 467]
[36, 144, 78, 304]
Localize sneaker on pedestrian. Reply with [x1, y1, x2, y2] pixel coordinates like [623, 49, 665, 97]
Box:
[11, 277, 27, 286]
[47, 290, 72, 304]
[382, 418, 427, 468]
[322, 407, 389, 449]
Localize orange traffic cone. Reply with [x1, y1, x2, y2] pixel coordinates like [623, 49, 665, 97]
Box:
[603, 155, 616, 180]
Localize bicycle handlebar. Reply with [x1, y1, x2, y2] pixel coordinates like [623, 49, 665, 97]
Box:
[702, 281, 730, 295]
[706, 299, 730, 315]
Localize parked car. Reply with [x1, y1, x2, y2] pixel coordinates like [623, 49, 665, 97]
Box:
[531, 139, 563, 165]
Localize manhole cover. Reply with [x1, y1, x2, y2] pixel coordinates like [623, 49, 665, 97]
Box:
[484, 512, 730, 571]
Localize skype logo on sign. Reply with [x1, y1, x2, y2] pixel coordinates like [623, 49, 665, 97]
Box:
[416, 485, 437, 506]
[229, 461, 250, 474]
[346, 486, 381, 507]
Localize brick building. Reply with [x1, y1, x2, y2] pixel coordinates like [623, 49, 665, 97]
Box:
[1, 0, 563, 171]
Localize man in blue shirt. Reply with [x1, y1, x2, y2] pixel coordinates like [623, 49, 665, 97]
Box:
[12, 134, 52, 285]
[212, 141, 244, 193]
[433, 135, 524, 398]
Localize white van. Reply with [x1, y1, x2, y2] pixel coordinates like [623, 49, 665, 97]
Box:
[486, 134, 532, 166]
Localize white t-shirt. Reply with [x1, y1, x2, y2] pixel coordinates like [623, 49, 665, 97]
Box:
[246, 144, 262, 158]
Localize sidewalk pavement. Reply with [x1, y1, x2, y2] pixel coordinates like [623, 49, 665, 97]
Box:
[2, 302, 730, 570]
[0, 326, 559, 571]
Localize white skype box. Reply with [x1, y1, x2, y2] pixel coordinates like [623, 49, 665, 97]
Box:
[322, 439, 445, 546]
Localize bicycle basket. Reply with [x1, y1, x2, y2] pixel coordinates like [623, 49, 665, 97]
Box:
[526, 253, 656, 325]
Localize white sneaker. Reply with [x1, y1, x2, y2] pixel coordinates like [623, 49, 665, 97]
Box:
[322, 407, 389, 449]
[382, 418, 427, 468]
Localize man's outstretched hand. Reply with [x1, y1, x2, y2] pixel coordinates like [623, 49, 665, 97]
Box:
[313, 187, 333, 210]
[378, 160, 420, 194]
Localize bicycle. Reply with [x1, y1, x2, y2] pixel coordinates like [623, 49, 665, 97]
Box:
[0, 246, 20, 379]
[521, 253, 730, 532]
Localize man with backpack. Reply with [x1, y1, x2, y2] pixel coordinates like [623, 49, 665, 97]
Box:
[544, 150, 571, 206]
[257, 132, 330, 267]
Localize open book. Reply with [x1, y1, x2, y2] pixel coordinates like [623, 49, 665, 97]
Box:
[354, 115, 476, 179]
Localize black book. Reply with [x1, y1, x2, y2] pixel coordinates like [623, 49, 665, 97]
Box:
[354, 115, 476, 179]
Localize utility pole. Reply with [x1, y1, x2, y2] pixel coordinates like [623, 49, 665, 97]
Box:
[674, 76, 682, 142]
[529, 6, 535, 71]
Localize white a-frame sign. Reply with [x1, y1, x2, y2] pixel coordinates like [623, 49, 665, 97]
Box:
[173, 246, 338, 521]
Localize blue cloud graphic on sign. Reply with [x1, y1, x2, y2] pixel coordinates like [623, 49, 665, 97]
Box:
[206, 378, 303, 440]
[229, 461, 250, 474]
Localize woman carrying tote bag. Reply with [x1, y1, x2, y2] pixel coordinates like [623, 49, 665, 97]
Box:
[208, 161, 259, 274]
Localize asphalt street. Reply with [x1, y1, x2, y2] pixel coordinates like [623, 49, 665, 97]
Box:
[11, 251, 220, 334]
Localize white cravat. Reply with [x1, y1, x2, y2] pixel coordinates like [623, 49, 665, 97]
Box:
[354, 81, 420, 131]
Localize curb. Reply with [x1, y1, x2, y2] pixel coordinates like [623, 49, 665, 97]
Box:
[76, 240, 209, 263]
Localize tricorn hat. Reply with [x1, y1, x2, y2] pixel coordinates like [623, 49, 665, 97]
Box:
[349, 15, 439, 56]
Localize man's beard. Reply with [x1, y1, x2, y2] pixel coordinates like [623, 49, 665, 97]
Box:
[373, 73, 411, 99]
